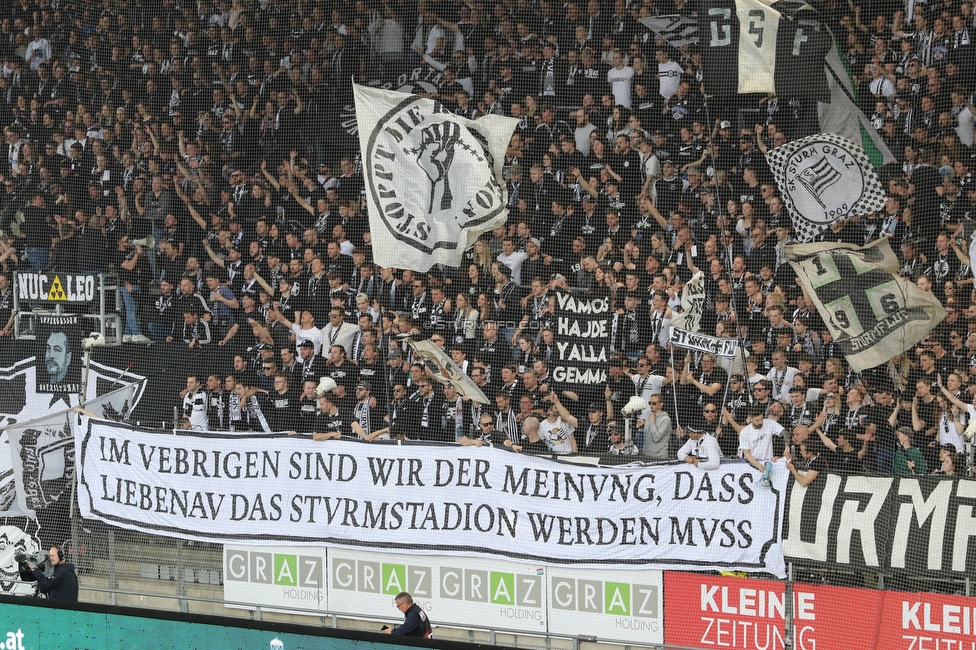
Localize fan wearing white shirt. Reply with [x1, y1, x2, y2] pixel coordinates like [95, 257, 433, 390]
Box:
[497, 238, 529, 285]
[607, 50, 635, 108]
[724, 405, 783, 474]
[538, 393, 579, 455]
[677, 425, 723, 470]
[270, 307, 324, 356]
[766, 350, 800, 402]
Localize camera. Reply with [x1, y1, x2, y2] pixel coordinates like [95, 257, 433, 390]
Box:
[15, 551, 53, 581]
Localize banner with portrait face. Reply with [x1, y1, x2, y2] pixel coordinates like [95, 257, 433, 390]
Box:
[34, 315, 81, 395]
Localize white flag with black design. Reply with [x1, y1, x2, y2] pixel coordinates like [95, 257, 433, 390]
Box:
[403, 338, 490, 404]
[638, 15, 700, 47]
[354, 85, 519, 272]
[765, 133, 887, 243]
[670, 271, 706, 332]
[6, 411, 72, 519]
[6, 383, 140, 518]
[787, 239, 946, 372]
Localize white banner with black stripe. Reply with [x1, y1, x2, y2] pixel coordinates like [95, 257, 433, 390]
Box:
[669, 329, 740, 358]
[76, 419, 788, 575]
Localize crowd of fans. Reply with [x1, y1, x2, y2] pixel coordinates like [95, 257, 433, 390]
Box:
[0, 0, 971, 477]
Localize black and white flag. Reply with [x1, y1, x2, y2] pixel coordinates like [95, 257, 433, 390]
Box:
[404, 338, 490, 404]
[767, 133, 887, 243]
[787, 239, 946, 372]
[6, 411, 73, 519]
[670, 271, 706, 332]
[639, 15, 700, 47]
[698, 0, 829, 99]
[644, 4, 895, 166]
[5, 383, 141, 518]
[354, 85, 518, 271]
[552, 292, 610, 387]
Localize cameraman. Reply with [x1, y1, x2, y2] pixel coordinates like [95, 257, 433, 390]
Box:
[31, 546, 78, 602]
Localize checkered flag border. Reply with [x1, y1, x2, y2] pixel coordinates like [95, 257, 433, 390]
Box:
[766, 133, 886, 244]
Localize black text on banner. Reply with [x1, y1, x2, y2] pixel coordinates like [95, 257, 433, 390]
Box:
[669, 329, 740, 358]
[76, 419, 789, 575]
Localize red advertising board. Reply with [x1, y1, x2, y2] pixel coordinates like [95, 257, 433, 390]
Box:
[663, 573, 883, 650]
[878, 591, 976, 650]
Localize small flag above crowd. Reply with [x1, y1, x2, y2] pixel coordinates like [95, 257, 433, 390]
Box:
[404, 338, 490, 404]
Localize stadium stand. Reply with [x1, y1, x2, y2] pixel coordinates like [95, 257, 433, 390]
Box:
[0, 0, 973, 647]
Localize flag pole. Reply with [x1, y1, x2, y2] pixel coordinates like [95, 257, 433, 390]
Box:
[669, 346, 681, 436]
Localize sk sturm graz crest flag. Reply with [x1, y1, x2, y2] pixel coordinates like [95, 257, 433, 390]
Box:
[766, 133, 887, 242]
[698, 0, 830, 99]
[787, 240, 946, 372]
[354, 85, 519, 271]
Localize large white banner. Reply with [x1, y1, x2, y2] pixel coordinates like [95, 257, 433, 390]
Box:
[354, 84, 518, 271]
[76, 420, 787, 575]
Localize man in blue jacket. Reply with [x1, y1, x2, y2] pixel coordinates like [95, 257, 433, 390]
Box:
[32, 546, 78, 602]
[382, 592, 432, 638]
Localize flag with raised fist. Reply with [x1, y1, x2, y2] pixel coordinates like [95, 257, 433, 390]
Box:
[354, 85, 519, 272]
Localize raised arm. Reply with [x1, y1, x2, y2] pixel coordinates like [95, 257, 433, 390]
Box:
[911, 397, 924, 432]
[252, 269, 275, 296]
[288, 181, 315, 215]
[721, 407, 746, 433]
[268, 305, 296, 330]
[817, 427, 839, 451]
[203, 242, 227, 268]
[572, 169, 600, 199]
[261, 159, 281, 191]
[174, 182, 209, 231]
[550, 393, 578, 429]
